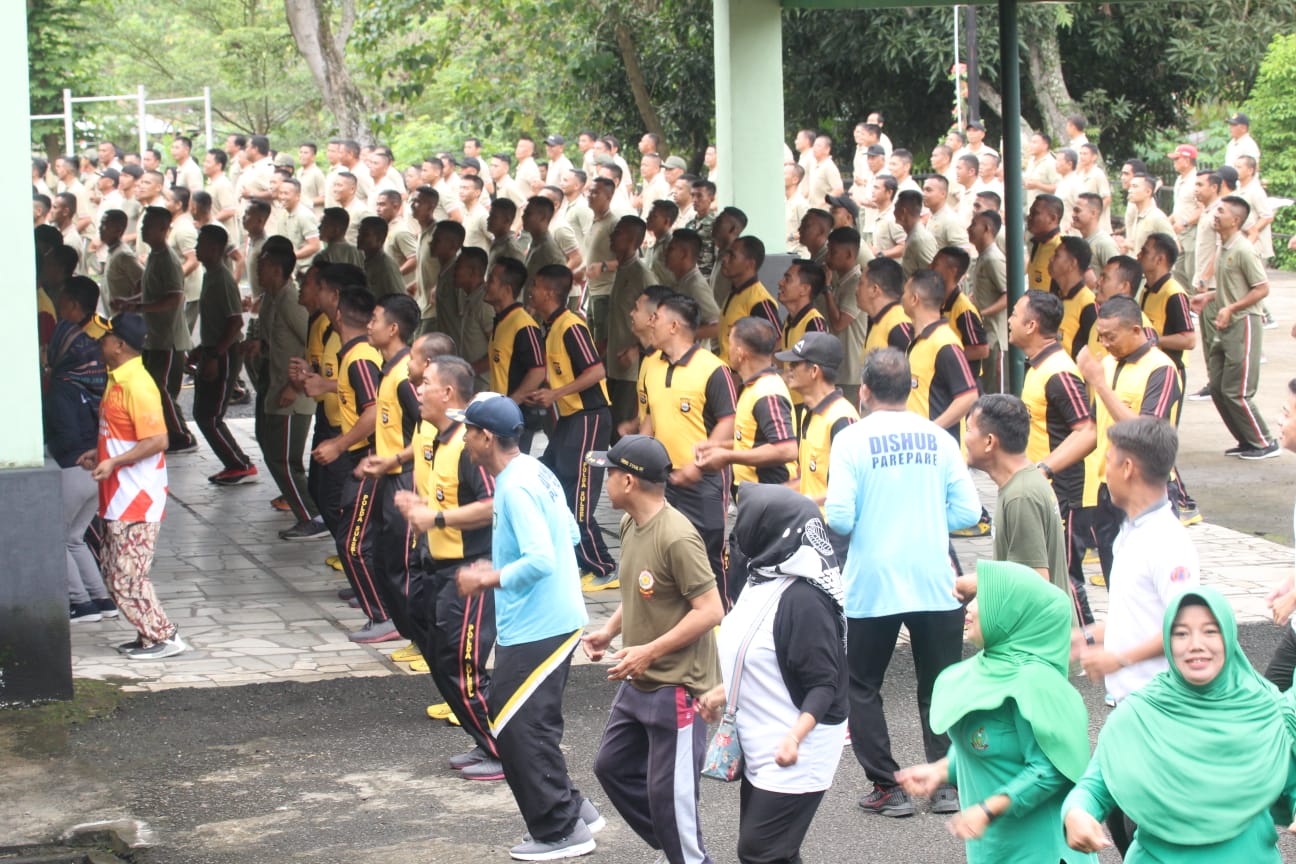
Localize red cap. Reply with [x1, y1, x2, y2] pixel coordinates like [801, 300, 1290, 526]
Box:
[1167, 144, 1198, 160]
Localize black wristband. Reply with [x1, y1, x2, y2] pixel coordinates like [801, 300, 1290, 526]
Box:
[434, 511, 446, 529]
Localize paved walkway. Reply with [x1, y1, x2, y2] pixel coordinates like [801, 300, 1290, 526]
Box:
[68, 419, 1292, 693]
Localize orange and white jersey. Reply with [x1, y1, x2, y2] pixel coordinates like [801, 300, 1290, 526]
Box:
[98, 356, 168, 522]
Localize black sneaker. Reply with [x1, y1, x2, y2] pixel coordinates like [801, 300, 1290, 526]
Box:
[94, 597, 120, 618]
[858, 784, 915, 817]
[69, 601, 102, 623]
[124, 634, 188, 661]
[116, 637, 144, 653]
[1225, 444, 1248, 457]
[930, 783, 960, 814]
[168, 438, 199, 453]
[1239, 442, 1281, 461]
[279, 519, 331, 541]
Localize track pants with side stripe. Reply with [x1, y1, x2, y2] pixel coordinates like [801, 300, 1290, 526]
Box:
[192, 347, 251, 471]
[142, 348, 194, 449]
[335, 451, 388, 624]
[258, 411, 317, 523]
[374, 473, 416, 639]
[490, 629, 585, 843]
[542, 407, 616, 581]
[594, 683, 712, 864]
[1208, 313, 1272, 450]
[423, 559, 498, 759]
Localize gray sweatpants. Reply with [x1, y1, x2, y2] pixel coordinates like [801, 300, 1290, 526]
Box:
[63, 465, 108, 604]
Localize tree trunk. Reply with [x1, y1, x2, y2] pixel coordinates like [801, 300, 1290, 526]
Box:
[283, 0, 370, 141]
[1020, 9, 1075, 143]
[613, 21, 666, 145]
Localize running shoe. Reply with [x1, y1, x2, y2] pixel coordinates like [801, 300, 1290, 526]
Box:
[858, 784, 915, 817]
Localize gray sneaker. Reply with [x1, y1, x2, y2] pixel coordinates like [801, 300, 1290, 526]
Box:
[449, 745, 488, 770]
[930, 783, 960, 814]
[509, 819, 595, 861]
[460, 757, 505, 781]
[523, 799, 604, 843]
[125, 634, 187, 661]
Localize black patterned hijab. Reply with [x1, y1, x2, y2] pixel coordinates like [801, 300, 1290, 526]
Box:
[730, 482, 845, 615]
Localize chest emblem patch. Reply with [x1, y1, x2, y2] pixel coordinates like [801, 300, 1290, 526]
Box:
[638, 569, 654, 597]
[971, 726, 989, 751]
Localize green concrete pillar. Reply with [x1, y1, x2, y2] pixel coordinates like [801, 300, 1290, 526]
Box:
[3, 2, 73, 704]
[998, 0, 1026, 394]
[713, 0, 786, 248]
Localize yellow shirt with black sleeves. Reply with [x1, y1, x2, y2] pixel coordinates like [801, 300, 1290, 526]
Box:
[718, 278, 780, 366]
[374, 348, 420, 473]
[1057, 281, 1097, 361]
[941, 288, 988, 376]
[906, 319, 978, 441]
[799, 389, 858, 507]
[1138, 273, 1194, 373]
[732, 368, 798, 485]
[638, 344, 737, 471]
[1027, 230, 1062, 292]
[1021, 342, 1092, 505]
[1081, 341, 1181, 507]
[489, 302, 545, 397]
[306, 311, 342, 427]
[418, 421, 495, 561]
[863, 300, 914, 357]
[544, 307, 610, 418]
[782, 305, 827, 407]
[336, 335, 382, 452]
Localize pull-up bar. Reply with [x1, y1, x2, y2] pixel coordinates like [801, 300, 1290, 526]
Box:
[32, 86, 213, 158]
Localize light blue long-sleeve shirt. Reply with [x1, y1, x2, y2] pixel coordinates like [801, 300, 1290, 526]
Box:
[824, 408, 981, 618]
[492, 454, 588, 646]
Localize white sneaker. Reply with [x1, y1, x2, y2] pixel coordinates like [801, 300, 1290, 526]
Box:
[125, 634, 187, 661]
[509, 819, 595, 860]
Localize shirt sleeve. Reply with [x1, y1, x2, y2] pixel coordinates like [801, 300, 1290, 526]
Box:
[1161, 292, 1194, 335]
[805, 315, 828, 334]
[666, 529, 717, 600]
[1043, 370, 1093, 426]
[348, 357, 380, 412]
[750, 299, 782, 331]
[955, 309, 987, 348]
[888, 321, 915, 351]
[1071, 305, 1097, 361]
[1138, 366, 1181, 419]
[397, 380, 421, 441]
[824, 430, 858, 536]
[497, 485, 560, 590]
[513, 324, 546, 371]
[703, 365, 737, 423]
[1062, 754, 1115, 823]
[993, 703, 1073, 812]
[934, 344, 979, 396]
[459, 450, 496, 502]
[129, 381, 169, 440]
[772, 583, 847, 722]
[943, 441, 983, 531]
[996, 496, 1051, 572]
[828, 415, 855, 443]
[1239, 246, 1268, 287]
[752, 391, 797, 444]
[562, 321, 603, 377]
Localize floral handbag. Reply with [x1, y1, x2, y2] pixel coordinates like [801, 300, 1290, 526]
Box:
[702, 581, 791, 781]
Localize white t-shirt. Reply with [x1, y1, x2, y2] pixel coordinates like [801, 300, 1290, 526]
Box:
[718, 578, 847, 794]
[1104, 499, 1199, 702]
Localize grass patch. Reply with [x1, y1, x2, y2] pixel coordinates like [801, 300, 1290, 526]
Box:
[0, 678, 133, 756]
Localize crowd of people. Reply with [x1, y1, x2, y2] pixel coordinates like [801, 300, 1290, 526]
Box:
[31, 110, 1296, 862]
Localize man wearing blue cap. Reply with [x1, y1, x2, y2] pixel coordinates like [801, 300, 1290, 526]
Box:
[454, 392, 601, 860]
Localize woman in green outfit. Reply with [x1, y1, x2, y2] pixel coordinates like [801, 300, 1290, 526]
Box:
[897, 560, 1094, 864]
[1064, 588, 1296, 861]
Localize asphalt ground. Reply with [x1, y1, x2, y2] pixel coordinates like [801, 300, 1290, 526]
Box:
[5, 624, 1294, 863]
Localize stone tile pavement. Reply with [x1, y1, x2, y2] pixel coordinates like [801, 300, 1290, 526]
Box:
[68, 419, 1292, 692]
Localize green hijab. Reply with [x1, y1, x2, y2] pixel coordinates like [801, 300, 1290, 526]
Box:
[930, 559, 1091, 782]
[1096, 588, 1296, 845]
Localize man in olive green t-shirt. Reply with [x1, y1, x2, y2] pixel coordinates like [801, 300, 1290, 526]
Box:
[581, 436, 724, 864]
[966, 396, 1071, 601]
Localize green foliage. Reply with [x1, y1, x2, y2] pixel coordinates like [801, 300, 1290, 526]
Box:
[1245, 34, 1296, 270]
[27, 0, 98, 114]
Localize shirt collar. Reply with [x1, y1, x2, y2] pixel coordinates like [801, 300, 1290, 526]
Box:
[915, 318, 946, 340]
[1125, 497, 1172, 528]
[381, 346, 410, 374]
[435, 420, 462, 445]
[1116, 340, 1153, 366]
[494, 302, 524, 326]
[666, 342, 702, 367]
[809, 389, 845, 415]
[339, 333, 369, 356]
[1027, 341, 1063, 368]
[1062, 281, 1086, 300]
[108, 355, 146, 382]
[743, 366, 780, 387]
[1144, 273, 1172, 294]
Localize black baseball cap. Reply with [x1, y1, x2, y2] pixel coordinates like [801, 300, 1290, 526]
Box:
[447, 392, 524, 437]
[101, 313, 147, 351]
[545, 134, 566, 146]
[774, 331, 843, 370]
[865, 144, 886, 157]
[826, 193, 859, 219]
[585, 435, 672, 483]
[1227, 112, 1250, 126]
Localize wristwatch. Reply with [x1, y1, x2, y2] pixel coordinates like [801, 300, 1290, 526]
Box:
[434, 511, 446, 529]
[1035, 462, 1055, 480]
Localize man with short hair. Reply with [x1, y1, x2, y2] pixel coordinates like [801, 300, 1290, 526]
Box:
[825, 348, 980, 818]
[1047, 236, 1097, 360]
[1075, 143, 1114, 233]
[483, 258, 547, 443]
[686, 180, 719, 276]
[696, 318, 797, 524]
[277, 178, 321, 265]
[583, 435, 723, 864]
[895, 190, 937, 278]
[54, 155, 94, 235]
[170, 136, 203, 193]
[357, 216, 406, 298]
[643, 198, 678, 285]
[1026, 194, 1064, 292]
[225, 134, 247, 182]
[582, 177, 620, 348]
[969, 210, 1008, 393]
[664, 230, 720, 340]
[639, 294, 737, 603]
[637, 153, 670, 221]
[1189, 196, 1277, 459]
[522, 195, 566, 291]
[163, 186, 202, 330]
[858, 257, 914, 357]
[454, 394, 601, 861]
[50, 192, 84, 272]
[1022, 132, 1059, 210]
[545, 135, 574, 187]
[315, 207, 366, 267]
[1224, 111, 1260, 167]
[1075, 296, 1183, 581]
[331, 172, 373, 246]
[191, 224, 253, 482]
[953, 153, 980, 226]
[776, 259, 829, 367]
[1121, 175, 1173, 255]
[236, 135, 276, 207]
[451, 248, 493, 387]
[922, 175, 967, 250]
[807, 134, 844, 208]
[1164, 144, 1201, 288]
[602, 216, 652, 431]
[820, 227, 869, 406]
[902, 270, 978, 440]
[966, 394, 1069, 594]
[100, 209, 143, 307]
[82, 313, 187, 659]
[1054, 149, 1080, 231]
[203, 149, 239, 245]
[887, 149, 920, 194]
[716, 236, 780, 367]
[298, 143, 327, 216]
[334, 139, 374, 205]
[1009, 290, 1097, 624]
[1234, 154, 1275, 263]
[1072, 192, 1119, 272]
[784, 163, 810, 256]
[1191, 171, 1223, 295]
